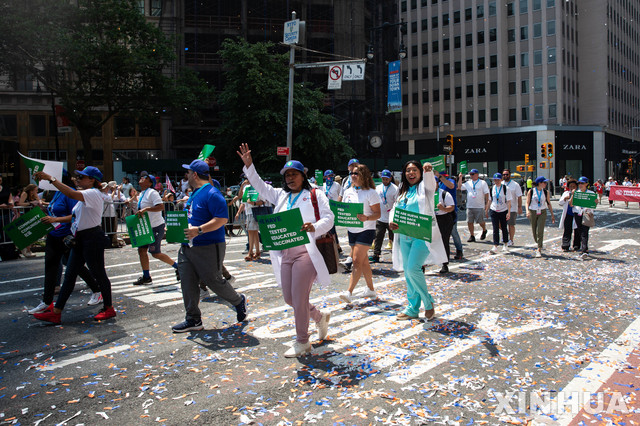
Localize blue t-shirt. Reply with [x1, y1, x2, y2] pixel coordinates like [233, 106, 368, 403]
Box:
[438, 178, 458, 211]
[48, 191, 79, 237]
[185, 184, 228, 246]
[398, 185, 421, 213]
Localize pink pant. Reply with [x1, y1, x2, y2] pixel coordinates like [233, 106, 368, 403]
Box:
[280, 245, 322, 343]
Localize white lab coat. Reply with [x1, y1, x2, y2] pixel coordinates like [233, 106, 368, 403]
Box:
[389, 171, 448, 271]
[243, 164, 335, 286]
[558, 190, 576, 229]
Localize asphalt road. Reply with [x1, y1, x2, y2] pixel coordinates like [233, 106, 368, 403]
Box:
[1, 201, 640, 425]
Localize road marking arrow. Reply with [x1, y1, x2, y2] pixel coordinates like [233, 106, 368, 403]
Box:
[598, 238, 640, 252]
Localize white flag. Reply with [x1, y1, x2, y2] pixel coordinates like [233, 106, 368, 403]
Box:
[19, 152, 64, 191]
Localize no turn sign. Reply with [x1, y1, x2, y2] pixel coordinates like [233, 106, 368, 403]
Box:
[327, 65, 343, 90]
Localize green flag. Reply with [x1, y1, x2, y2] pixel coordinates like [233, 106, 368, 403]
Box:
[421, 155, 446, 172]
[19, 153, 46, 184]
[197, 144, 215, 161]
[459, 161, 468, 174]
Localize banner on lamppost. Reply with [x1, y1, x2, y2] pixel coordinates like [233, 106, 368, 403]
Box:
[387, 60, 402, 113]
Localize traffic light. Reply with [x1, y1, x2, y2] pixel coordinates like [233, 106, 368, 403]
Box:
[547, 143, 554, 158]
[525, 154, 530, 163]
[629, 157, 633, 169]
[516, 165, 525, 172]
[540, 144, 547, 158]
[444, 134, 454, 153]
[527, 165, 536, 172]
[539, 162, 547, 169]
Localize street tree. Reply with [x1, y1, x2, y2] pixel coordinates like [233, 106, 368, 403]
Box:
[214, 38, 354, 173]
[0, 0, 212, 165]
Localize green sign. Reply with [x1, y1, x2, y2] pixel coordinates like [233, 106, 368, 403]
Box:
[19, 153, 46, 184]
[4, 208, 54, 250]
[315, 170, 323, 184]
[329, 200, 364, 227]
[125, 213, 155, 248]
[392, 207, 433, 242]
[242, 186, 259, 202]
[421, 155, 446, 172]
[166, 211, 189, 244]
[197, 144, 215, 161]
[257, 208, 310, 250]
[459, 160, 468, 174]
[373, 178, 383, 185]
[572, 191, 598, 209]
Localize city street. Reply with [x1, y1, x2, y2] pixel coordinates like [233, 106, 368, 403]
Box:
[1, 201, 640, 425]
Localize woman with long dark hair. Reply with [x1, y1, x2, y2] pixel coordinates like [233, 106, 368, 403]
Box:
[389, 161, 447, 320]
[339, 164, 381, 303]
[33, 167, 116, 324]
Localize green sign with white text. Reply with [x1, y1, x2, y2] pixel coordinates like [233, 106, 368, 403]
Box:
[125, 213, 155, 248]
[257, 208, 310, 250]
[572, 191, 598, 209]
[422, 155, 446, 172]
[166, 211, 189, 244]
[329, 200, 364, 227]
[4, 208, 53, 250]
[392, 207, 433, 242]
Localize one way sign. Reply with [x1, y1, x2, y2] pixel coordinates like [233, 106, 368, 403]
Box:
[343, 62, 366, 81]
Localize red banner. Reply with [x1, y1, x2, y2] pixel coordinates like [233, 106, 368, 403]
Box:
[609, 185, 640, 202]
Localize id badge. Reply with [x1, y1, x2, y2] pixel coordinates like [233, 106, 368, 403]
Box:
[471, 192, 477, 198]
[536, 209, 541, 215]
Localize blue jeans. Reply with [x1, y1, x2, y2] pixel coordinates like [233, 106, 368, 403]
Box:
[398, 234, 433, 316]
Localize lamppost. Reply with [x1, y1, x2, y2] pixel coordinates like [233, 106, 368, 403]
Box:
[366, 19, 407, 169]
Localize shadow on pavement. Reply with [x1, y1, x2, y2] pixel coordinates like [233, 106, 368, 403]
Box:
[186, 322, 259, 351]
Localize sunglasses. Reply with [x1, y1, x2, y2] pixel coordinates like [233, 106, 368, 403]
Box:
[350, 172, 359, 176]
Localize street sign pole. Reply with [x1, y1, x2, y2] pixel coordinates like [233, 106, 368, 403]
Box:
[285, 12, 297, 162]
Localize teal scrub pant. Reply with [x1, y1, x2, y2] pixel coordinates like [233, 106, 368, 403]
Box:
[398, 233, 434, 316]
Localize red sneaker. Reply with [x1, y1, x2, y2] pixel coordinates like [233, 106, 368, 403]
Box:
[93, 307, 116, 321]
[34, 310, 61, 324]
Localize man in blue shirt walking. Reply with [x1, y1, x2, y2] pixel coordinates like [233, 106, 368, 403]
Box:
[172, 160, 248, 333]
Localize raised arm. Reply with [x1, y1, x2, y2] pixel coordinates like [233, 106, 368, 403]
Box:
[237, 143, 280, 205]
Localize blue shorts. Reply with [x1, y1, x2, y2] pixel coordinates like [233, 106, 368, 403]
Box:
[348, 229, 376, 246]
[141, 224, 165, 254]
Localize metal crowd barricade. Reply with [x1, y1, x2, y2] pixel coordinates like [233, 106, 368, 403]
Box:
[226, 197, 246, 236]
[0, 206, 34, 247]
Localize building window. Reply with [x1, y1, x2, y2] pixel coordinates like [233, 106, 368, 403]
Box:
[477, 5, 484, 18]
[547, 20, 556, 36]
[401, 1, 407, 12]
[432, 65, 440, 77]
[413, 117, 419, 128]
[403, 118, 409, 130]
[423, 115, 430, 127]
[432, 16, 439, 29]
[0, 115, 17, 136]
[29, 115, 47, 137]
[422, 18, 429, 31]
[509, 81, 516, 94]
[489, 28, 497, 42]
[465, 7, 472, 20]
[533, 50, 542, 65]
[412, 21, 418, 33]
[411, 0, 417, 9]
[490, 55, 497, 68]
[467, 85, 474, 97]
[444, 113, 451, 124]
[434, 114, 440, 126]
[533, 0, 541, 11]
[478, 57, 485, 69]
[455, 86, 462, 99]
[522, 106, 530, 120]
[136, 0, 144, 14]
[491, 108, 499, 121]
[547, 0, 555, 7]
[548, 47, 556, 63]
[507, 2, 514, 15]
[422, 43, 429, 55]
[29, 150, 68, 161]
[444, 88, 451, 100]
[534, 77, 543, 92]
[444, 63, 450, 75]
[548, 75, 557, 91]
[455, 61, 462, 73]
[490, 81, 498, 94]
[443, 13, 449, 26]
[466, 59, 473, 72]
[411, 45, 418, 57]
[477, 31, 485, 44]
[454, 10, 461, 23]
[466, 33, 473, 46]
[549, 104, 557, 118]
[432, 40, 439, 53]
[454, 35, 461, 49]
[535, 105, 543, 120]
[443, 38, 450, 51]
[519, 0, 528, 14]
[521, 26, 528, 40]
[479, 109, 486, 122]
[412, 69, 419, 81]
[509, 108, 517, 121]
[151, 0, 162, 16]
[467, 111, 474, 123]
[455, 112, 463, 125]
[115, 116, 136, 137]
[521, 52, 529, 66]
[478, 83, 486, 96]
[508, 28, 516, 42]
[521, 79, 529, 93]
[533, 22, 542, 38]
[508, 55, 516, 68]
[489, 1, 497, 16]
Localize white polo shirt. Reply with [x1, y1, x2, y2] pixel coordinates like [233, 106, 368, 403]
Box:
[462, 179, 490, 209]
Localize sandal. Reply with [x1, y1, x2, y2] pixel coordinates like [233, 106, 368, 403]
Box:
[244, 254, 253, 261]
[252, 252, 261, 260]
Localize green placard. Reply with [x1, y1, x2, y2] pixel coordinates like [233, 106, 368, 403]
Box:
[392, 207, 433, 242]
[315, 170, 323, 184]
[197, 144, 215, 161]
[421, 155, 446, 172]
[242, 186, 259, 202]
[125, 213, 155, 248]
[459, 160, 468, 174]
[256, 208, 310, 250]
[166, 211, 189, 244]
[20, 153, 46, 184]
[4, 208, 54, 250]
[572, 191, 597, 209]
[373, 178, 383, 185]
[329, 200, 364, 228]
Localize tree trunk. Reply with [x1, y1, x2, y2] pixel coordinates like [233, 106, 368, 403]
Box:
[79, 127, 94, 166]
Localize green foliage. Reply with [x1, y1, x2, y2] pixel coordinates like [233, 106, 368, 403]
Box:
[214, 38, 354, 173]
[0, 0, 213, 164]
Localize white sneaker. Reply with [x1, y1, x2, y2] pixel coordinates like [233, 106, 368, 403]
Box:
[317, 312, 330, 341]
[490, 246, 499, 254]
[502, 244, 509, 253]
[28, 301, 48, 315]
[385, 241, 393, 250]
[507, 240, 514, 247]
[200, 288, 210, 300]
[87, 292, 103, 306]
[361, 288, 377, 299]
[284, 341, 312, 358]
[339, 291, 353, 304]
[534, 250, 542, 258]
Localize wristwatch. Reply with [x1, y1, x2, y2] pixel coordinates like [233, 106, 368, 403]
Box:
[197, 226, 203, 235]
[49, 177, 57, 183]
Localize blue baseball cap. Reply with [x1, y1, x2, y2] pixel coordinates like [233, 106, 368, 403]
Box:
[75, 166, 103, 182]
[182, 159, 210, 175]
[348, 158, 359, 167]
[470, 169, 479, 174]
[280, 160, 306, 175]
[534, 176, 549, 185]
[578, 176, 589, 183]
[324, 169, 335, 177]
[381, 169, 392, 178]
[492, 173, 503, 180]
[140, 171, 156, 186]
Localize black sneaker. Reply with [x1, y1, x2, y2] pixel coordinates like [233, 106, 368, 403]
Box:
[235, 294, 248, 322]
[368, 255, 380, 263]
[133, 276, 153, 286]
[467, 236, 476, 243]
[439, 264, 449, 274]
[174, 268, 180, 282]
[480, 230, 487, 240]
[171, 318, 203, 333]
[454, 250, 464, 260]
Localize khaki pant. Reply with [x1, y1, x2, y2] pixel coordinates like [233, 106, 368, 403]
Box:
[529, 210, 547, 249]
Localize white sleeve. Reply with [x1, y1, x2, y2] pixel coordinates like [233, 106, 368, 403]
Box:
[312, 189, 335, 236]
[482, 181, 490, 195]
[444, 191, 455, 207]
[148, 190, 163, 206]
[368, 189, 381, 206]
[83, 188, 104, 209]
